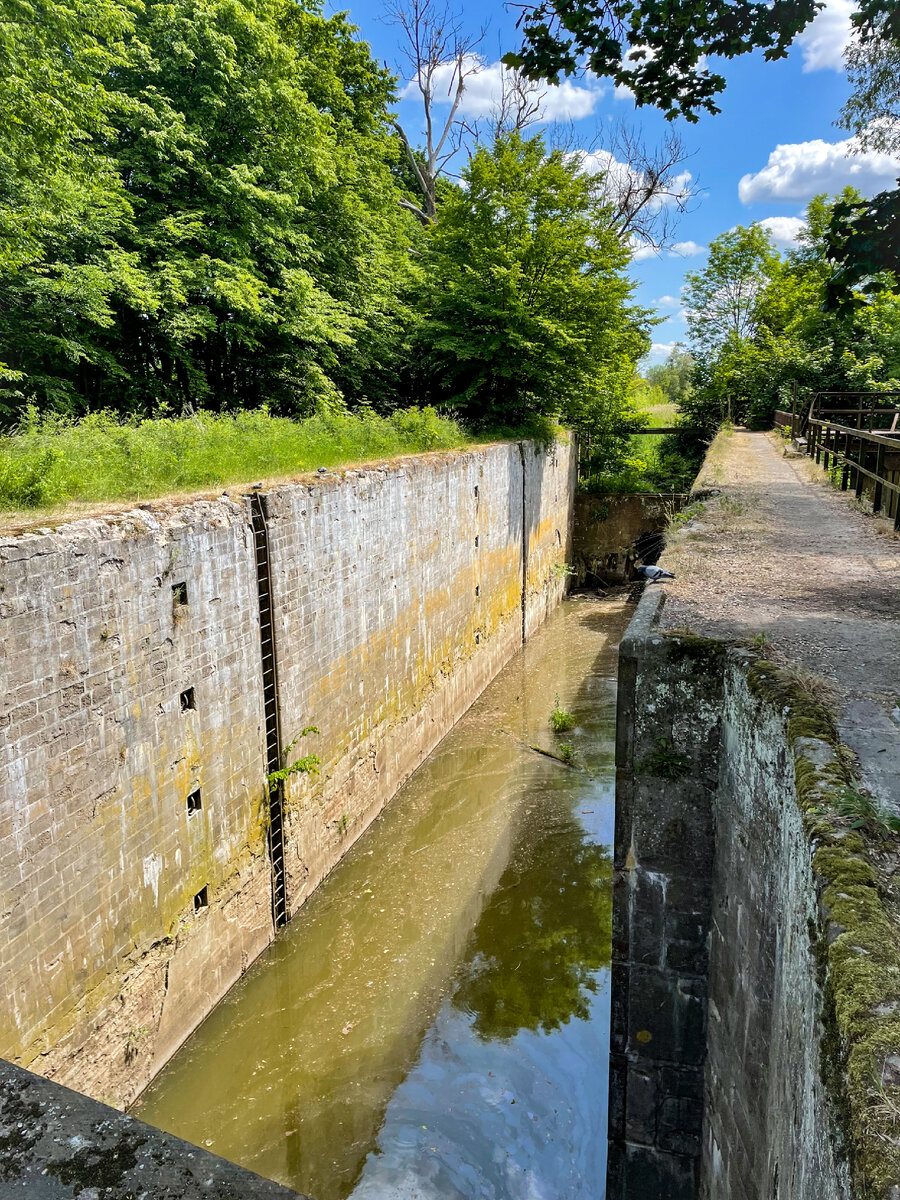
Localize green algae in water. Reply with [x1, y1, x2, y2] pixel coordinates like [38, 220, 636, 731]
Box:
[134, 597, 630, 1200]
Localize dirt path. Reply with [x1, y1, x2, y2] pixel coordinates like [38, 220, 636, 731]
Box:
[657, 429, 900, 812]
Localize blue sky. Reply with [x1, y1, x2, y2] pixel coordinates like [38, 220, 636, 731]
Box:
[333, 0, 900, 365]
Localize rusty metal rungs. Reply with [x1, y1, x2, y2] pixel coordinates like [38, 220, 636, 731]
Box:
[249, 493, 288, 930]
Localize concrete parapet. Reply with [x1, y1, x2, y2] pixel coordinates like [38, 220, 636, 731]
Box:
[0, 1059, 305, 1198]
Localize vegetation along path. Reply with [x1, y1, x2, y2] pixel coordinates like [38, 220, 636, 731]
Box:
[659, 429, 900, 815]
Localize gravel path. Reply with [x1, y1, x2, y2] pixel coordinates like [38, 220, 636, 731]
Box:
[657, 429, 900, 812]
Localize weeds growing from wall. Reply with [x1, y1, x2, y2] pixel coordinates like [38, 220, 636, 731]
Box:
[267, 727, 321, 793]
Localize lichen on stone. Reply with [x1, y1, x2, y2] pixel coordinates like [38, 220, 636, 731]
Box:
[745, 657, 900, 1197]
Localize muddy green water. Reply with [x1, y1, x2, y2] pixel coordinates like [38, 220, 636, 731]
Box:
[134, 594, 631, 1200]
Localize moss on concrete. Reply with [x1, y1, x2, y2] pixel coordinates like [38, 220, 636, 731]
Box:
[744, 656, 900, 1198]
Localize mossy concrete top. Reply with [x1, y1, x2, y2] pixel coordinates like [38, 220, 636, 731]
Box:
[0, 1059, 306, 1198]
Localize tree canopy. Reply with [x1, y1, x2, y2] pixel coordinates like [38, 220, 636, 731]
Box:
[0, 0, 666, 485]
[412, 132, 650, 431]
[503, 0, 819, 121]
[680, 198, 900, 433]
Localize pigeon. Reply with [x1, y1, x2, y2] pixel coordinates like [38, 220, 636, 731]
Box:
[635, 564, 675, 582]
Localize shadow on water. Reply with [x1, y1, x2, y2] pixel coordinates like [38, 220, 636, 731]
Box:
[133, 593, 634, 1200]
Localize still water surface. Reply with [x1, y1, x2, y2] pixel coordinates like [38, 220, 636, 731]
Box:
[134, 595, 631, 1200]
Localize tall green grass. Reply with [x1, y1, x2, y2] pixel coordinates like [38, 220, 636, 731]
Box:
[0, 407, 470, 512]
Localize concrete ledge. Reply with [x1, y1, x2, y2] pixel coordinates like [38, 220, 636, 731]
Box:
[0, 1059, 305, 1198]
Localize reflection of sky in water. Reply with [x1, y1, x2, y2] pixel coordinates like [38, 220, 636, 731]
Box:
[352, 982, 609, 1200]
[352, 799, 611, 1200]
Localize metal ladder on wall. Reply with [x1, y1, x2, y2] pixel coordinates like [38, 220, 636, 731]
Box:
[249, 493, 288, 929]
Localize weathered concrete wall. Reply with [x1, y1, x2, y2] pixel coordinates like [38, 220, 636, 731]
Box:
[261, 440, 574, 915]
[0, 1059, 305, 1198]
[572, 493, 687, 584]
[705, 661, 850, 1200]
[608, 593, 718, 1200]
[0, 504, 272, 1109]
[0, 438, 574, 1110]
[610, 589, 854, 1200]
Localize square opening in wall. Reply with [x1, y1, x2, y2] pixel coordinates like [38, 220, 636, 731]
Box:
[186, 787, 202, 816]
[172, 581, 188, 610]
[179, 687, 196, 712]
[193, 885, 208, 911]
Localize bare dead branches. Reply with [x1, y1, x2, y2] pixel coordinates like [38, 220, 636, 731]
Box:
[576, 122, 699, 252]
[385, 0, 486, 222]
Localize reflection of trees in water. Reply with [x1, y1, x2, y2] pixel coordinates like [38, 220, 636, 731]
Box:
[452, 804, 612, 1040]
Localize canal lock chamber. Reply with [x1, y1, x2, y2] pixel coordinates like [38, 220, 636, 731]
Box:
[132, 595, 633, 1200]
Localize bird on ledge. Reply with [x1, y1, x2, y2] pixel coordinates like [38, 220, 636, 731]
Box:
[635, 564, 675, 582]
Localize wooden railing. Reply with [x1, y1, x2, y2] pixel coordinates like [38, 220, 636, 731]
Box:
[776, 391, 900, 443]
[806, 416, 900, 529]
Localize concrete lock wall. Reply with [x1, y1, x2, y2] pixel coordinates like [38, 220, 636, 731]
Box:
[572, 493, 688, 585]
[0, 437, 575, 1110]
[610, 588, 851, 1200]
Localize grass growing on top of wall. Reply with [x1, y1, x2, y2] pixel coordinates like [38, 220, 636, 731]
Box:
[0, 407, 470, 512]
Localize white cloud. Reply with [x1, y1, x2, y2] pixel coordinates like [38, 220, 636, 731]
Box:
[796, 0, 857, 72]
[628, 238, 704, 261]
[402, 57, 604, 123]
[739, 137, 900, 203]
[644, 341, 680, 365]
[655, 295, 680, 307]
[757, 215, 807, 248]
[669, 240, 705, 258]
[577, 149, 693, 215]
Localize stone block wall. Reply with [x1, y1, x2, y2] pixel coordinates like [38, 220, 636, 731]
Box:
[572, 493, 688, 585]
[610, 588, 852, 1200]
[0, 438, 574, 1109]
[608, 593, 720, 1200]
[704, 662, 850, 1200]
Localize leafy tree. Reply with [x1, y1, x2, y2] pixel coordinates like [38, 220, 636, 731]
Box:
[825, 2, 900, 307]
[412, 131, 650, 431]
[0, 0, 142, 414]
[502, 0, 819, 122]
[682, 224, 778, 354]
[681, 197, 900, 432]
[0, 0, 418, 418]
[645, 346, 694, 406]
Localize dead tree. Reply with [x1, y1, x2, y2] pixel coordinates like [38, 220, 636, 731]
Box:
[386, 0, 485, 223]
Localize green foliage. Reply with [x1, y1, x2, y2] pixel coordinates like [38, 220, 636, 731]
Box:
[412, 132, 650, 436]
[267, 727, 321, 794]
[550, 697, 576, 733]
[0, 0, 416, 418]
[684, 225, 779, 354]
[556, 741, 577, 765]
[503, 0, 818, 122]
[644, 347, 694, 409]
[0, 406, 467, 512]
[681, 198, 900, 432]
[638, 736, 690, 781]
